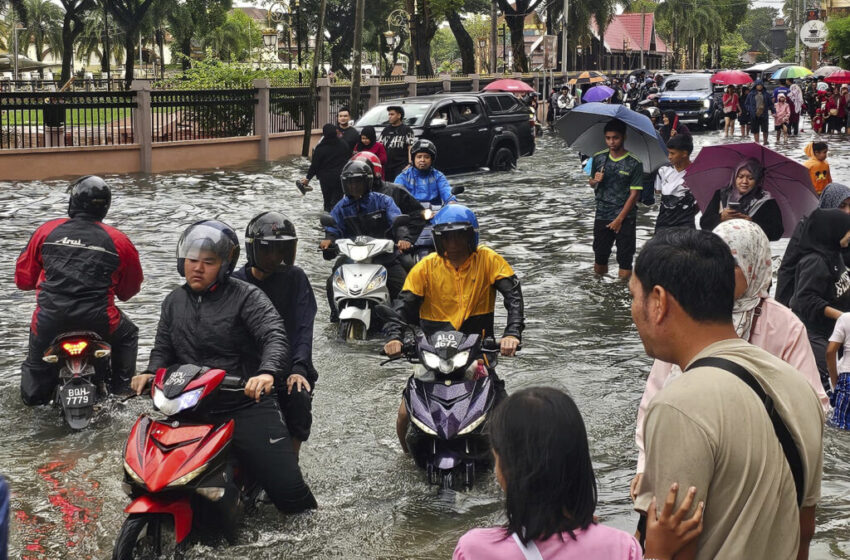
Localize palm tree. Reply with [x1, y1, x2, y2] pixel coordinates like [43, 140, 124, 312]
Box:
[21, 0, 63, 62]
[75, 5, 124, 72]
[547, 0, 623, 71]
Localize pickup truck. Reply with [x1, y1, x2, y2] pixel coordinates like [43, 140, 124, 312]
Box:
[658, 73, 724, 130]
[354, 92, 535, 174]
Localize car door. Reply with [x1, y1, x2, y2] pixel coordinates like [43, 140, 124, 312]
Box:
[423, 101, 458, 173]
[445, 101, 489, 172]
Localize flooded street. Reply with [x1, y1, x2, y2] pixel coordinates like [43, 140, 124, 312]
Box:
[1, 126, 849, 559]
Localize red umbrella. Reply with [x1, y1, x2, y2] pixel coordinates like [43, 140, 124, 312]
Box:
[711, 70, 753, 85]
[482, 79, 535, 93]
[825, 69, 850, 84]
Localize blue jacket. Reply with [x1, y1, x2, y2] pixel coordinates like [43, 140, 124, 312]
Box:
[744, 87, 775, 118]
[394, 166, 456, 205]
[326, 191, 403, 241]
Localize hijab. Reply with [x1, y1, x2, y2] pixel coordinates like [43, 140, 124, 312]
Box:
[789, 83, 804, 112]
[798, 208, 850, 274]
[659, 110, 683, 142]
[818, 183, 850, 210]
[360, 125, 376, 145]
[713, 220, 773, 340]
[723, 158, 773, 216]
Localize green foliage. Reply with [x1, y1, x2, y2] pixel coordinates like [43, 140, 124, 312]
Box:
[624, 0, 657, 14]
[720, 31, 748, 68]
[827, 15, 850, 69]
[737, 7, 778, 53]
[431, 26, 460, 71]
[155, 51, 306, 88]
[201, 9, 263, 62]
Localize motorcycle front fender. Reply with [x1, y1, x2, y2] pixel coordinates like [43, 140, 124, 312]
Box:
[125, 494, 193, 543]
[338, 305, 372, 330]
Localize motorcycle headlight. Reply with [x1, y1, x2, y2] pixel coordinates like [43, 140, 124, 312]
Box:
[421, 351, 441, 370]
[451, 351, 471, 370]
[703, 98, 711, 108]
[153, 387, 203, 416]
[366, 268, 387, 292]
[124, 460, 144, 486]
[410, 414, 438, 436]
[334, 269, 346, 291]
[167, 464, 209, 487]
[457, 413, 487, 435]
[438, 359, 455, 374]
[349, 245, 370, 262]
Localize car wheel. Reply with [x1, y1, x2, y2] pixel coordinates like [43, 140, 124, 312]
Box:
[490, 147, 516, 172]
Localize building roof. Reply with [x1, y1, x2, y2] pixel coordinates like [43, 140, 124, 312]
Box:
[590, 13, 669, 54]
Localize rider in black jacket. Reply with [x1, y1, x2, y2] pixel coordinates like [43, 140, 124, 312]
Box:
[131, 220, 316, 514]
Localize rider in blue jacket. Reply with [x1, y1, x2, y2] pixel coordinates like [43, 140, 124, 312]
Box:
[394, 139, 457, 205]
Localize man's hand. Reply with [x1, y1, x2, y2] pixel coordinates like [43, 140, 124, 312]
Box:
[384, 339, 403, 357]
[319, 239, 333, 250]
[397, 240, 412, 251]
[245, 373, 274, 402]
[644, 483, 704, 560]
[287, 374, 311, 394]
[131, 373, 154, 396]
[500, 336, 520, 357]
[630, 473, 643, 502]
[607, 217, 624, 233]
[589, 171, 604, 187]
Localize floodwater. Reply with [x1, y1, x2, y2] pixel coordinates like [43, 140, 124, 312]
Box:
[1, 126, 849, 559]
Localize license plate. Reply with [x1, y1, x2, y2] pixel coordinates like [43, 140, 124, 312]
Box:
[60, 381, 95, 409]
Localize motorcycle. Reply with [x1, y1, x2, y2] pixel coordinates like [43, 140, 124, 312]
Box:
[412, 186, 464, 263]
[320, 213, 410, 341]
[113, 364, 262, 559]
[377, 306, 505, 490]
[41, 331, 111, 430]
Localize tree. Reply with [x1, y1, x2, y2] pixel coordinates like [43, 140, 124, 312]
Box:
[21, 0, 63, 61]
[203, 10, 262, 62]
[719, 31, 747, 68]
[75, 3, 125, 72]
[303, 0, 326, 155]
[826, 15, 850, 69]
[496, 0, 542, 72]
[167, 0, 230, 71]
[58, 0, 96, 83]
[431, 26, 460, 71]
[545, 0, 620, 71]
[737, 7, 778, 54]
[108, 0, 157, 85]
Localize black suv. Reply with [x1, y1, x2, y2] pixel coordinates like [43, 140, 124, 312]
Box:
[355, 92, 535, 173]
[658, 73, 724, 130]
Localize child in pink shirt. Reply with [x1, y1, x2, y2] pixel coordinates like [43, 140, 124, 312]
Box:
[774, 93, 791, 144]
[455, 387, 702, 560]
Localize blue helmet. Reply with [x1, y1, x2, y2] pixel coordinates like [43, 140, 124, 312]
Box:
[432, 204, 479, 256]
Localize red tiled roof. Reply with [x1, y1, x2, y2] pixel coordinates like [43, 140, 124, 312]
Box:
[590, 13, 669, 54]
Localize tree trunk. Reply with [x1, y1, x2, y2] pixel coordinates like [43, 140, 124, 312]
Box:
[181, 38, 191, 70]
[61, 13, 75, 83]
[123, 28, 136, 87]
[350, 0, 364, 118]
[405, 0, 435, 75]
[447, 12, 476, 74]
[157, 28, 165, 79]
[505, 12, 527, 71]
[303, 0, 327, 156]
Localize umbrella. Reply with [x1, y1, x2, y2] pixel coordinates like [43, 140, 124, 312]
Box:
[711, 70, 753, 85]
[582, 85, 615, 102]
[569, 71, 607, 85]
[482, 79, 535, 93]
[771, 65, 813, 80]
[825, 69, 850, 84]
[685, 143, 818, 238]
[813, 65, 842, 78]
[554, 102, 668, 172]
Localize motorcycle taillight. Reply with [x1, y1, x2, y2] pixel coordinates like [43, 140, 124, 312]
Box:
[62, 340, 88, 356]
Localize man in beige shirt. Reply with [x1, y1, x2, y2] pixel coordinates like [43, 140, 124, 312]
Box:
[629, 228, 824, 560]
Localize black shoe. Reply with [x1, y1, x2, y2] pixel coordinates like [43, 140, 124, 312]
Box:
[295, 180, 313, 195]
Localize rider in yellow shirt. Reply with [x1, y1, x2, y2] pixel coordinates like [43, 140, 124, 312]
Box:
[383, 204, 525, 452]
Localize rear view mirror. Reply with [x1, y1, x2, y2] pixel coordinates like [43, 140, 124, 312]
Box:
[319, 213, 337, 228]
[429, 117, 448, 129]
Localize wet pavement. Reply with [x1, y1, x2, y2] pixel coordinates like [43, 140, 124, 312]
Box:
[1, 125, 849, 558]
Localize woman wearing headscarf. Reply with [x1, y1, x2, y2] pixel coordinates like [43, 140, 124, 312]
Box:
[776, 183, 850, 306]
[631, 219, 828, 500]
[353, 125, 388, 168]
[788, 82, 804, 135]
[790, 209, 850, 391]
[699, 158, 784, 241]
[658, 110, 690, 143]
[301, 123, 353, 211]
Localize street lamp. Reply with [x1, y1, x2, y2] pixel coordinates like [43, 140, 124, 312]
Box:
[386, 9, 410, 75]
[477, 37, 488, 73]
[269, 1, 293, 69]
[262, 29, 278, 64]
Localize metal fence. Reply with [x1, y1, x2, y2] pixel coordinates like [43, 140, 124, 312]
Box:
[0, 91, 136, 149]
[416, 80, 445, 96]
[328, 85, 370, 120]
[150, 89, 257, 142]
[0, 79, 128, 93]
[451, 78, 474, 93]
[378, 82, 409, 102]
[269, 87, 319, 133]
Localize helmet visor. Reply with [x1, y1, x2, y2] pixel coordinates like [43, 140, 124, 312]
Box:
[252, 238, 297, 270]
[177, 224, 237, 265]
[344, 176, 370, 199]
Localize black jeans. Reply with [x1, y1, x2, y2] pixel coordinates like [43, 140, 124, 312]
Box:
[593, 216, 637, 270]
[211, 398, 317, 513]
[21, 311, 138, 405]
[278, 386, 313, 442]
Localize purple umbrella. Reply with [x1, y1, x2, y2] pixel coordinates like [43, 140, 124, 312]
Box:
[582, 85, 615, 103]
[685, 143, 818, 238]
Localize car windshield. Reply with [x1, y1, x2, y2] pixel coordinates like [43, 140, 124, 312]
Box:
[356, 103, 433, 127]
[662, 76, 711, 92]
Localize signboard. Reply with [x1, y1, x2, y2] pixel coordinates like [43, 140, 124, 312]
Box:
[800, 20, 827, 48]
[542, 35, 557, 70]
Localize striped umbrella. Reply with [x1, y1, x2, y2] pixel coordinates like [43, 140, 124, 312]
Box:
[568, 71, 607, 85]
[771, 66, 813, 80]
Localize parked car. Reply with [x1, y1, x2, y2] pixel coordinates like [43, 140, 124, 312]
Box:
[355, 92, 536, 173]
[658, 72, 724, 130]
[742, 61, 797, 86]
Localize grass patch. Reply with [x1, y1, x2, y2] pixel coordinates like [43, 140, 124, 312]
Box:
[1, 108, 133, 126]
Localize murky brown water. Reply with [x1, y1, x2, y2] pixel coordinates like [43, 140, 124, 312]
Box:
[1, 126, 849, 559]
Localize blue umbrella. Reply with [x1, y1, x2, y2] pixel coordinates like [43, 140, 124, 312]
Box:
[582, 85, 615, 103]
[554, 102, 669, 172]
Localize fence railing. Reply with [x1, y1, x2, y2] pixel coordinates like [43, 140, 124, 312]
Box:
[0, 79, 128, 93]
[150, 89, 257, 142]
[328, 85, 370, 120]
[379, 82, 409, 102]
[0, 90, 136, 149]
[270, 87, 319, 133]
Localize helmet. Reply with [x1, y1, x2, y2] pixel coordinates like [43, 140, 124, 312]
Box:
[176, 220, 240, 285]
[245, 211, 297, 272]
[432, 204, 479, 257]
[340, 160, 373, 200]
[350, 151, 383, 181]
[411, 138, 437, 163]
[68, 175, 111, 220]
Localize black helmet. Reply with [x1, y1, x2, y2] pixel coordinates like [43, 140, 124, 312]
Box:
[68, 175, 111, 220]
[340, 160, 373, 200]
[245, 211, 297, 271]
[176, 220, 240, 286]
[411, 138, 437, 163]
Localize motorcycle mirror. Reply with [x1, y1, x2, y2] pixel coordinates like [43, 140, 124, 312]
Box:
[319, 213, 337, 228]
[450, 186, 464, 196]
[374, 304, 404, 325]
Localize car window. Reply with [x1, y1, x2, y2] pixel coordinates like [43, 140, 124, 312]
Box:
[661, 76, 711, 92]
[451, 102, 480, 124]
[356, 103, 433, 127]
[430, 104, 453, 125]
[484, 96, 502, 113]
[497, 94, 519, 111]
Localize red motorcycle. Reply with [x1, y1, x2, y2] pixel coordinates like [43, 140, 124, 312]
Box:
[113, 364, 262, 559]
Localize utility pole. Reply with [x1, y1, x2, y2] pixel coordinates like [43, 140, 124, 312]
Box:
[794, 0, 800, 65]
[561, 0, 568, 75]
[105, 0, 111, 90]
[12, 9, 18, 81]
[640, 7, 646, 69]
[351, 0, 365, 118]
[490, 0, 497, 74]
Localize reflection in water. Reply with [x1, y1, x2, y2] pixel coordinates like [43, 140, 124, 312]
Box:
[0, 131, 848, 558]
